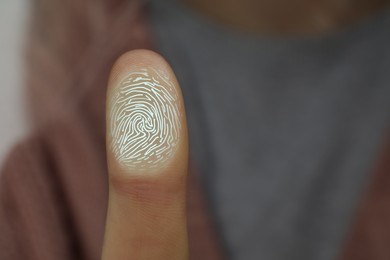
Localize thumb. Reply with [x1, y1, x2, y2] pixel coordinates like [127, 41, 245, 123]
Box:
[102, 50, 189, 260]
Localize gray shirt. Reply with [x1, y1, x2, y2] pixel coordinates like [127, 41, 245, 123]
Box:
[149, 1, 390, 259]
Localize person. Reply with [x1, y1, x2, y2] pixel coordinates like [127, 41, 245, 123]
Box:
[1, 0, 390, 259]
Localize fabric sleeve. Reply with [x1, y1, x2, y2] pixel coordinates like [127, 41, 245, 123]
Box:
[0, 136, 77, 259]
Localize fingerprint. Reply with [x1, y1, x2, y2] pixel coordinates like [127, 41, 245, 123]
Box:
[109, 68, 181, 170]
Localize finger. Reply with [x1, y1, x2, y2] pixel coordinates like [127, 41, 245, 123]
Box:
[102, 49, 189, 260]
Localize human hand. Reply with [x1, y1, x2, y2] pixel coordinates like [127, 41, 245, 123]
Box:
[101, 50, 189, 260]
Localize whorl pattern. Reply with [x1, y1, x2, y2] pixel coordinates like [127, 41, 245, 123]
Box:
[109, 68, 181, 170]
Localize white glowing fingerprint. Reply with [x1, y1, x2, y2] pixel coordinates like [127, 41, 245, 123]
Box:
[109, 68, 181, 170]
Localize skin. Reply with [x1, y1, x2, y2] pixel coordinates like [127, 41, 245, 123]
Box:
[101, 1, 390, 259]
[183, 0, 390, 34]
[102, 50, 189, 260]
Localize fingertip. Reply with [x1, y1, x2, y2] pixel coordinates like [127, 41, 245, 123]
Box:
[106, 48, 188, 181]
[108, 49, 178, 92]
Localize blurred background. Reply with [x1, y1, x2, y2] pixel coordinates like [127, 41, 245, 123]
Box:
[0, 0, 28, 167]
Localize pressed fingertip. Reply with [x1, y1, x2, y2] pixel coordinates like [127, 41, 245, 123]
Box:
[106, 50, 187, 177]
